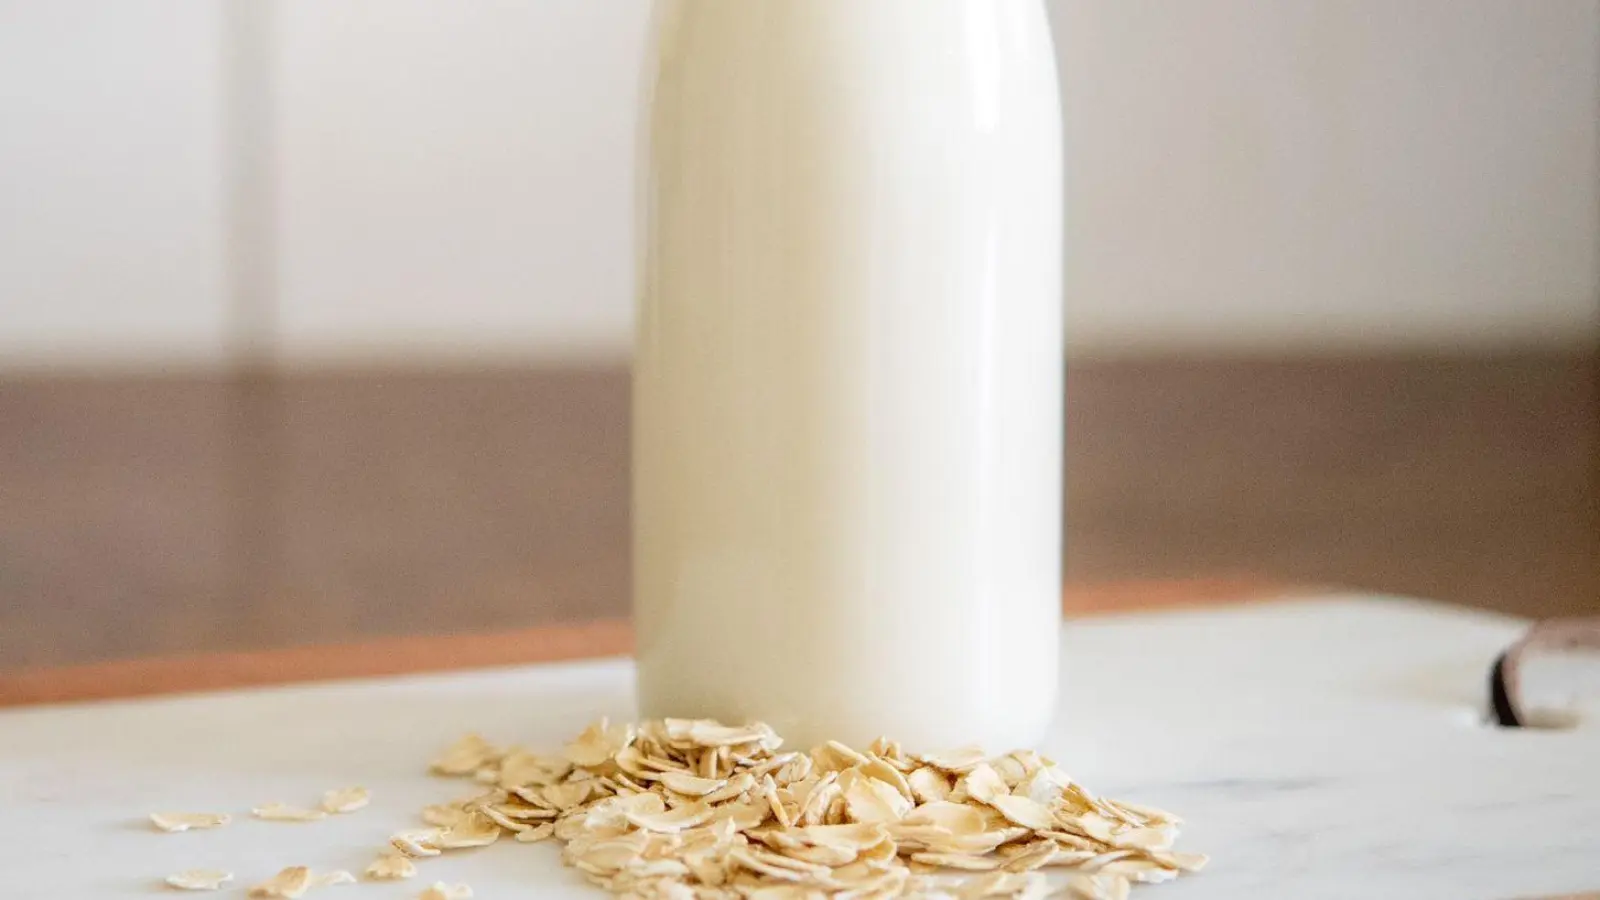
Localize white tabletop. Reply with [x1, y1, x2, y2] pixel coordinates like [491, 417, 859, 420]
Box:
[2, 594, 1594, 899]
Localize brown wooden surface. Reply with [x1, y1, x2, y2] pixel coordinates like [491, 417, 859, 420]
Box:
[0, 578, 1291, 708]
[1, 351, 1595, 672]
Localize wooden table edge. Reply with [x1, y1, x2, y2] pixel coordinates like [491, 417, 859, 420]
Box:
[0, 577, 1304, 709]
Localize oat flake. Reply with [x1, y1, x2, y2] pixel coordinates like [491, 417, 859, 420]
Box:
[164, 868, 233, 891]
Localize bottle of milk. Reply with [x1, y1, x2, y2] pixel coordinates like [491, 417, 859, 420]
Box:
[634, 0, 1063, 751]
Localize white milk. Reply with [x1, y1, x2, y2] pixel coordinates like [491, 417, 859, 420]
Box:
[634, 0, 1063, 751]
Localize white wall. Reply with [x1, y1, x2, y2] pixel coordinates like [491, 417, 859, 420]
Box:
[274, 0, 647, 363]
[1, 0, 1596, 370]
[1054, 0, 1600, 352]
[0, 0, 229, 368]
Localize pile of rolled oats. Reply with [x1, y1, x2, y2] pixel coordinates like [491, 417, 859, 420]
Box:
[379, 718, 1206, 900]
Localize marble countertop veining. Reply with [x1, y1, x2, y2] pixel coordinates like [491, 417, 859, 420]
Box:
[0, 594, 1594, 898]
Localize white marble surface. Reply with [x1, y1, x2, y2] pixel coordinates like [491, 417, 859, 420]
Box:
[1, 594, 1595, 899]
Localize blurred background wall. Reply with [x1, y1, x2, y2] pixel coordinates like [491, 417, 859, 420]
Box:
[1, 0, 1597, 668]
[3, 0, 1596, 367]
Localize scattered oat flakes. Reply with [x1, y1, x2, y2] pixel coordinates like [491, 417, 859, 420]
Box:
[149, 812, 230, 833]
[248, 866, 312, 898]
[918, 746, 990, 773]
[390, 828, 444, 858]
[434, 813, 501, 848]
[961, 763, 1009, 805]
[658, 769, 726, 797]
[911, 849, 1005, 871]
[420, 804, 469, 828]
[320, 786, 370, 814]
[164, 868, 233, 891]
[514, 822, 556, 843]
[985, 793, 1057, 831]
[1064, 873, 1134, 900]
[841, 772, 911, 824]
[252, 803, 327, 823]
[308, 870, 355, 888]
[566, 718, 636, 767]
[364, 855, 417, 881]
[431, 734, 501, 776]
[395, 719, 1206, 900]
[419, 882, 473, 900]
